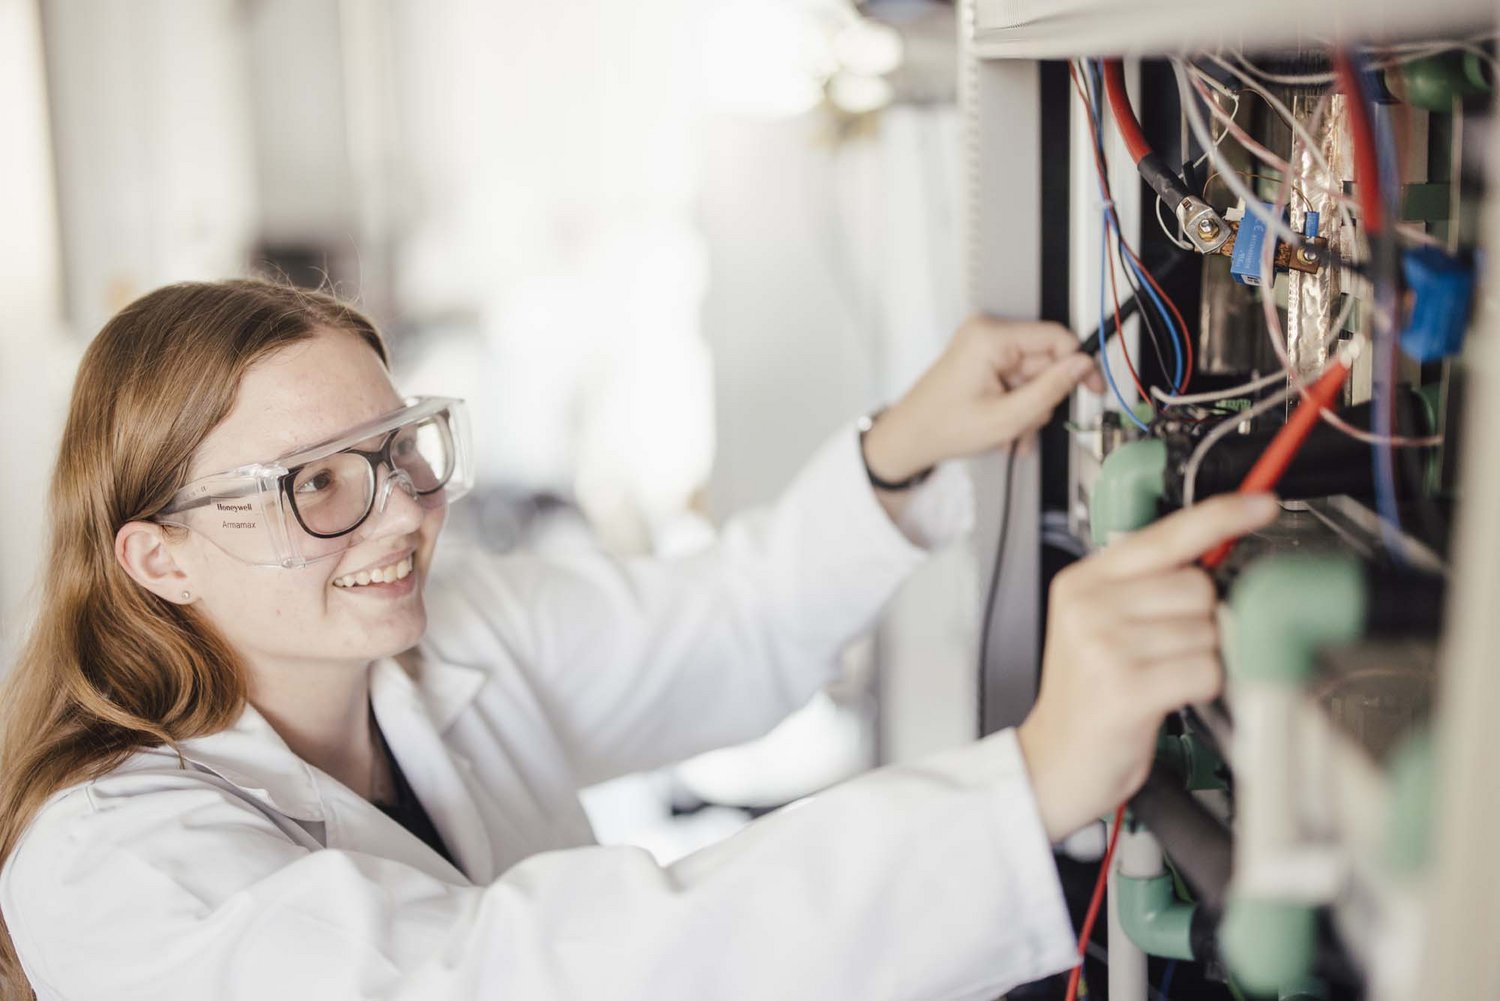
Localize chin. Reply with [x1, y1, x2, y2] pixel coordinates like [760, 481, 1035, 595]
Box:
[358, 603, 430, 660]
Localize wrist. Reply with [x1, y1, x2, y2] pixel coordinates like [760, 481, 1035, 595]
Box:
[1016, 718, 1074, 843]
[859, 406, 935, 489]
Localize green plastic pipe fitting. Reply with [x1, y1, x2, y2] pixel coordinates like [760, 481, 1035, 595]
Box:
[1116, 871, 1197, 960]
[1226, 553, 1367, 686]
[1386, 729, 1436, 875]
[1220, 554, 1368, 996]
[1090, 438, 1166, 546]
[1398, 52, 1493, 111]
[1220, 899, 1319, 998]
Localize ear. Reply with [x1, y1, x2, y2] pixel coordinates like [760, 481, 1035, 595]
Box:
[115, 521, 194, 604]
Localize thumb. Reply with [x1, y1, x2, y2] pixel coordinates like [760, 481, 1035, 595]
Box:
[987, 353, 1095, 438]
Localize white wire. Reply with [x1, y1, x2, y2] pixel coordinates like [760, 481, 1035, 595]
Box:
[1201, 58, 1447, 252]
[1203, 55, 1338, 179]
[1186, 61, 1376, 266]
[1152, 370, 1288, 407]
[1155, 195, 1197, 250]
[1231, 55, 1335, 86]
[1229, 37, 1499, 85]
[1181, 380, 1299, 507]
[1256, 95, 1443, 449]
[1173, 60, 1305, 246]
[1154, 90, 1239, 252]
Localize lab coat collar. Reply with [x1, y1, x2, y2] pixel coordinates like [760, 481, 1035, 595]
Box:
[171, 648, 487, 825]
[396, 646, 488, 733]
[369, 653, 498, 882]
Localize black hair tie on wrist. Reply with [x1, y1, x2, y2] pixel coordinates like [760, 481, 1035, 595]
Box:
[857, 410, 935, 492]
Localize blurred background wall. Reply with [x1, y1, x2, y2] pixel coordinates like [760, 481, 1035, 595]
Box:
[0, 0, 976, 858]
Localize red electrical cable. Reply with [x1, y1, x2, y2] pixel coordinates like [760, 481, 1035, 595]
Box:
[1334, 53, 1385, 237]
[1064, 803, 1127, 1001]
[1105, 218, 1151, 404]
[1102, 60, 1153, 165]
[1199, 353, 1354, 569]
[1070, 61, 1154, 407]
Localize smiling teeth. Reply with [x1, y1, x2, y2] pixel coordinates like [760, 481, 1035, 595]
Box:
[333, 555, 414, 589]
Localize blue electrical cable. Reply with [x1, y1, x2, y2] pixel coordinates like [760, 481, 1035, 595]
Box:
[1121, 249, 1184, 388]
[1158, 960, 1178, 1000]
[1100, 219, 1150, 432]
[1087, 58, 1185, 405]
[1084, 59, 1151, 433]
[1352, 51, 1408, 562]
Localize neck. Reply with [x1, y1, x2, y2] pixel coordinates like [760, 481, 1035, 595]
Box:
[248, 655, 379, 799]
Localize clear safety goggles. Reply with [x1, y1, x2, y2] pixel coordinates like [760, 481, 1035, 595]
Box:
[156, 397, 472, 568]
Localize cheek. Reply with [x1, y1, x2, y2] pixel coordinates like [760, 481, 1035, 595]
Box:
[244, 571, 333, 623]
[418, 506, 447, 565]
[195, 566, 331, 653]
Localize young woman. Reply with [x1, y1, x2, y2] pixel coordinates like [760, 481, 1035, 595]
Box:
[0, 280, 1273, 1000]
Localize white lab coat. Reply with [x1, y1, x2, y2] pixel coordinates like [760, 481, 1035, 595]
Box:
[1, 425, 1075, 1001]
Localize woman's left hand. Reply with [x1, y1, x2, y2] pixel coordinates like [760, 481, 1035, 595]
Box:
[862, 315, 1104, 487]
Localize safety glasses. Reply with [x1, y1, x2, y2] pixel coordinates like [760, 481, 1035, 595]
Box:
[156, 397, 472, 567]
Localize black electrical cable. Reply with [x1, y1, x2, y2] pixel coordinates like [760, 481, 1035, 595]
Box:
[1077, 57, 1189, 375]
[976, 445, 1018, 736]
[980, 287, 1153, 729]
[1078, 252, 1185, 358]
[1117, 235, 1175, 379]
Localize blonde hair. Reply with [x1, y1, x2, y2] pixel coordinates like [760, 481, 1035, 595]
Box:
[0, 279, 387, 999]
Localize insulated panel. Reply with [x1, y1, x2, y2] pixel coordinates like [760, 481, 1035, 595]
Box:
[972, 0, 1493, 60]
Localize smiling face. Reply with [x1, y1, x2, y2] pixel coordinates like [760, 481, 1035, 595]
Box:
[169, 327, 446, 678]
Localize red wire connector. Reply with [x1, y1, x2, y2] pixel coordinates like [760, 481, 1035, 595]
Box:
[1101, 60, 1229, 254]
[1200, 346, 1358, 569]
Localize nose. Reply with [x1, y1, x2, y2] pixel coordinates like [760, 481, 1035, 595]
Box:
[375, 467, 419, 512]
[362, 466, 426, 536]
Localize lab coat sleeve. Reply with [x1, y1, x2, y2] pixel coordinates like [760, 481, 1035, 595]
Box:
[430, 422, 975, 784]
[0, 729, 1074, 1001]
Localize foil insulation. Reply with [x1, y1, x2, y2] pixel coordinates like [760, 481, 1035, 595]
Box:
[1285, 92, 1355, 406]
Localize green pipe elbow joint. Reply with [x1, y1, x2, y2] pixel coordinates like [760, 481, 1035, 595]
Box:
[1116, 872, 1196, 960]
[1386, 729, 1436, 875]
[1220, 900, 1319, 998]
[1227, 553, 1367, 686]
[1399, 52, 1493, 111]
[1222, 555, 1367, 993]
[1090, 438, 1166, 547]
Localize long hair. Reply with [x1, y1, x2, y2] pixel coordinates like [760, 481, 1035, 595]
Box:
[0, 279, 388, 999]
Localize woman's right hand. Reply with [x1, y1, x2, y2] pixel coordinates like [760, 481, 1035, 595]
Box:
[1017, 493, 1281, 841]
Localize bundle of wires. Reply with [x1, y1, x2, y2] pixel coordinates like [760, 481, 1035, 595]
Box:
[1335, 51, 1408, 561]
[1162, 47, 1448, 564]
[1069, 60, 1196, 434]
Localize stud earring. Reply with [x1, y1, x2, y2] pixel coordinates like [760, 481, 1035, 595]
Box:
[181, 590, 192, 602]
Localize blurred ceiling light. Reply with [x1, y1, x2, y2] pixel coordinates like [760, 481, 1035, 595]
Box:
[832, 19, 904, 77]
[827, 71, 895, 114]
[698, 0, 837, 119]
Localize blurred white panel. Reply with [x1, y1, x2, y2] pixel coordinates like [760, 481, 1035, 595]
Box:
[0, 0, 58, 301]
[246, 0, 355, 246]
[41, 0, 258, 334]
[389, 0, 713, 548]
[699, 103, 977, 762]
[699, 114, 878, 514]
[972, 0, 1495, 59]
[0, 0, 75, 661]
